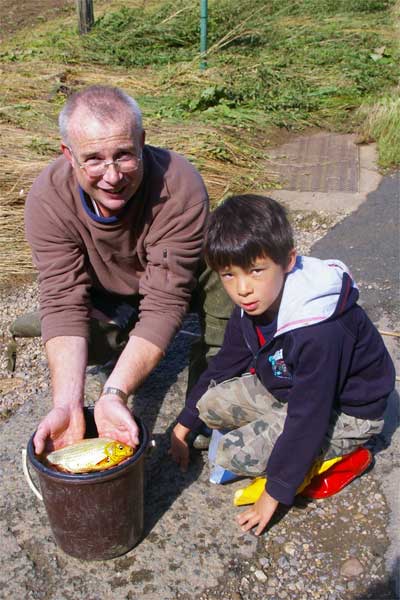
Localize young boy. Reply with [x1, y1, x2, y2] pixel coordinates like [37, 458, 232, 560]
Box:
[170, 195, 395, 536]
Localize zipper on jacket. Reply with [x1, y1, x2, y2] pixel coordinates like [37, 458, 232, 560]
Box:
[241, 314, 275, 378]
[162, 248, 168, 268]
[242, 330, 264, 377]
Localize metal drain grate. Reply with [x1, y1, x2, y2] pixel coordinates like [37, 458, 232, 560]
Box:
[265, 133, 360, 193]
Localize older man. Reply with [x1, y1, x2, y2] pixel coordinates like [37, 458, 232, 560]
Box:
[22, 85, 231, 454]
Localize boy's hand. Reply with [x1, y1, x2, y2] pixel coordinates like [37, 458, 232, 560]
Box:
[170, 423, 191, 472]
[236, 489, 279, 536]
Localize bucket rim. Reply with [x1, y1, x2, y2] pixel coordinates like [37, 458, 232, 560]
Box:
[27, 412, 149, 482]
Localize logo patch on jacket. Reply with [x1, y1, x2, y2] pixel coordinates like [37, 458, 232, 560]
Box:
[268, 349, 291, 379]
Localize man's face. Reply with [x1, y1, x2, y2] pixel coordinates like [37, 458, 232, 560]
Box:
[218, 251, 296, 319]
[62, 108, 145, 218]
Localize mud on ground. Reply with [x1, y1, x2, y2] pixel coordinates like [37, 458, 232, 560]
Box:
[0, 0, 74, 39]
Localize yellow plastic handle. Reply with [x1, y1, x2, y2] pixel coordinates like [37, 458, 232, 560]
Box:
[21, 449, 43, 502]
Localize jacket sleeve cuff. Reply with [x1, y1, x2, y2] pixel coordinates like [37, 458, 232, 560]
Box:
[266, 478, 296, 506]
[41, 314, 90, 344]
[177, 407, 204, 432]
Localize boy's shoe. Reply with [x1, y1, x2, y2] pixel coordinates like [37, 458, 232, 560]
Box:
[207, 429, 243, 484]
[209, 463, 243, 485]
[193, 434, 212, 450]
[300, 447, 373, 499]
[192, 424, 212, 450]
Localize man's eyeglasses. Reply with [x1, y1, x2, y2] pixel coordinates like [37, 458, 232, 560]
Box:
[68, 147, 142, 178]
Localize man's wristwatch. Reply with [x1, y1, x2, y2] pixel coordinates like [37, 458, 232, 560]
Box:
[101, 387, 129, 403]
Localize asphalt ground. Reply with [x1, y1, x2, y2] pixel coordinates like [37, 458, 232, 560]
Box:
[312, 172, 400, 325]
[311, 172, 400, 599]
[272, 133, 399, 596]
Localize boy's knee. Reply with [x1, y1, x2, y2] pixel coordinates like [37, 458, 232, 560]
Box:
[216, 439, 266, 477]
[197, 389, 215, 420]
[196, 388, 226, 427]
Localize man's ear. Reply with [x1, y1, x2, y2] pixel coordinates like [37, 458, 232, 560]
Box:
[285, 249, 297, 273]
[61, 143, 73, 164]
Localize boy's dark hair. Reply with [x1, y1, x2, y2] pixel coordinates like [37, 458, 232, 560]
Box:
[205, 194, 294, 270]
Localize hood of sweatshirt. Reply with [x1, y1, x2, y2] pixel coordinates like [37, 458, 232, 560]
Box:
[271, 256, 358, 337]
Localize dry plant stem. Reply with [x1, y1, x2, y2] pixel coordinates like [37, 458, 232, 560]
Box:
[160, 7, 191, 25]
[378, 330, 400, 338]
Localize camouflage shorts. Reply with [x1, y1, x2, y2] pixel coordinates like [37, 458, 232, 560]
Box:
[197, 373, 384, 476]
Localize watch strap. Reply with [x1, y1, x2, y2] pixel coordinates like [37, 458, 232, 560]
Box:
[101, 386, 129, 403]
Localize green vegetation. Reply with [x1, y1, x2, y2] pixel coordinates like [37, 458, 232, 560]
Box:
[356, 93, 400, 167]
[2, 0, 399, 141]
[0, 0, 399, 169]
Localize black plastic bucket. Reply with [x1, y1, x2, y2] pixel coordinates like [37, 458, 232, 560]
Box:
[25, 407, 149, 560]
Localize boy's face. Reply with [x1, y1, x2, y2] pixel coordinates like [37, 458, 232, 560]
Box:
[218, 251, 296, 318]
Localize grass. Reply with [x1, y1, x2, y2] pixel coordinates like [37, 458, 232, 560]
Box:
[0, 0, 399, 284]
[354, 2, 400, 167]
[2, 0, 399, 135]
[356, 92, 400, 167]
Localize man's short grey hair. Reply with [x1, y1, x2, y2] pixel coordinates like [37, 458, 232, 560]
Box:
[59, 85, 143, 144]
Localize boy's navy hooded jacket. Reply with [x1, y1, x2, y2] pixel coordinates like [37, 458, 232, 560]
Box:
[178, 256, 395, 505]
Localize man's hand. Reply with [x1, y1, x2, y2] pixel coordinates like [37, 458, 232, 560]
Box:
[170, 423, 191, 472]
[33, 405, 86, 455]
[236, 489, 279, 536]
[35, 335, 87, 454]
[93, 334, 162, 448]
[94, 394, 140, 447]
